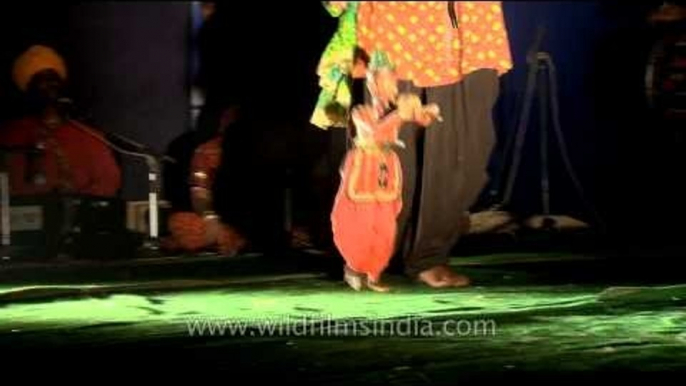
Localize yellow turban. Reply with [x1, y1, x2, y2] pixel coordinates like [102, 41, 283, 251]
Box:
[12, 45, 68, 92]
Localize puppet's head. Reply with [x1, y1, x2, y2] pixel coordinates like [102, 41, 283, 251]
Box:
[366, 50, 398, 109]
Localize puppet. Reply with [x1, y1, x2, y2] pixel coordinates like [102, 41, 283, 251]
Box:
[331, 51, 441, 291]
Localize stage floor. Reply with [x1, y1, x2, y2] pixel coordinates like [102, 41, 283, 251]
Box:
[1, 251, 685, 380]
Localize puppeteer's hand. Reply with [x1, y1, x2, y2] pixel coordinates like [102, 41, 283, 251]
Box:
[415, 103, 442, 127]
[203, 213, 221, 246]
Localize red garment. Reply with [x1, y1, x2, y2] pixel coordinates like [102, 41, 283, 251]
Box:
[331, 106, 405, 282]
[167, 211, 246, 254]
[168, 211, 209, 251]
[167, 133, 247, 255]
[331, 148, 402, 282]
[190, 135, 222, 189]
[0, 117, 121, 197]
[167, 135, 221, 251]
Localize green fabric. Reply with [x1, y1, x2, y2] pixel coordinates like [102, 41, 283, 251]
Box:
[310, 1, 359, 129]
[368, 50, 394, 72]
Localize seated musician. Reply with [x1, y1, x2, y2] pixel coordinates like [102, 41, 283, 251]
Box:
[0, 45, 121, 197]
[165, 105, 247, 256]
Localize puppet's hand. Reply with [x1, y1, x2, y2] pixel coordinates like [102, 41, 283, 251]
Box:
[328, 2, 348, 12]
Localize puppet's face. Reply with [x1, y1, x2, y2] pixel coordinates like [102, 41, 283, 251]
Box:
[369, 68, 398, 108]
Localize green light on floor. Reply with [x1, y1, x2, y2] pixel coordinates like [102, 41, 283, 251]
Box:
[1, 283, 599, 329]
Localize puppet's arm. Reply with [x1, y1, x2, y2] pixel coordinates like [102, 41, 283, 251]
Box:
[397, 94, 442, 127]
[323, 1, 348, 16]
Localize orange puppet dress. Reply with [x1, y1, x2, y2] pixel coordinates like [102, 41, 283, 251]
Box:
[331, 104, 405, 288]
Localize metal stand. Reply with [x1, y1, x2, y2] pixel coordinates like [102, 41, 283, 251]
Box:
[142, 155, 162, 253]
[68, 119, 173, 256]
[492, 50, 604, 230]
[284, 168, 293, 237]
[0, 171, 10, 261]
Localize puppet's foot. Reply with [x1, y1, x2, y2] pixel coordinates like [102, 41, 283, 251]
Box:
[366, 279, 391, 293]
[344, 265, 365, 291]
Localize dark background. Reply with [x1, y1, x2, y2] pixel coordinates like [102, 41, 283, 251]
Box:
[0, 1, 680, 244]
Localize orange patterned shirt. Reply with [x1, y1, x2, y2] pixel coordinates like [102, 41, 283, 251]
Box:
[354, 1, 513, 87]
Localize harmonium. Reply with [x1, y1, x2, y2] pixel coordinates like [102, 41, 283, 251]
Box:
[0, 194, 138, 261]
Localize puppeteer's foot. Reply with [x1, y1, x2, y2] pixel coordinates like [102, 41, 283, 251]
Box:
[417, 264, 471, 288]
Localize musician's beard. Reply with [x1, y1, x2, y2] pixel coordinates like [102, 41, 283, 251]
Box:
[28, 88, 67, 117]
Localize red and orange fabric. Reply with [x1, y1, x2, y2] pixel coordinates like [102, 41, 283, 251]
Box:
[0, 117, 121, 197]
[167, 134, 222, 252]
[167, 211, 246, 254]
[189, 135, 222, 189]
[330, 108, 404, 283]
[353, 1, 513, 87]
[166, 133, 247, 255]
[167, 211, 209, 251]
